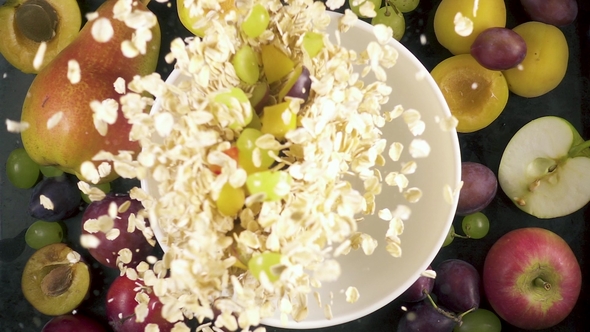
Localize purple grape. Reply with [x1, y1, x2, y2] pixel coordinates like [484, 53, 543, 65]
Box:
[397, 301, 458, 332]
[471, 27, 527, 71]
[520, 0, 578, 26]
[29, 175, 81, 221]
[433, 259, 481, 313]
[282, 66, 312, 102]
[399, 265, 435, 302]
[456, 162, 497, 216]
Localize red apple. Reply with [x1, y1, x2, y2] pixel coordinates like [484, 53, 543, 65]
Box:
[482, 227, 581, 330]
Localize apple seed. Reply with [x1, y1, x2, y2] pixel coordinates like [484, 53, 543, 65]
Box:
[40, 264, 73, 297]
[15, 0, 58, 43]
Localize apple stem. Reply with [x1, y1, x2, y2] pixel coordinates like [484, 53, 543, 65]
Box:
[534, 277, 552, 291]
[569, 139, 590, 157]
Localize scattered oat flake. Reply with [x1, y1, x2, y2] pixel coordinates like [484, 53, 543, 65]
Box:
[33, 42, 47, 70]
[80, 234, 101, 248]
[359, 0, 377, 18]
[345, 286, 360, 303]
[454, 12, 474, 37]
[106, 228, 121, 240]
[92, 17, 114, 43]
[67, 59, 81, 84]
[39, 195, 54, 210]
[373, 24, 393, 45]
[323, 304, 333, 320]
[47, 111, 64, 129]
[421, 269, 437, 279]
[80, 161, 101, 184]
[409, 139, 431, 158]
[6, 119, 29, 133]
[66, 251, 81, 263]
[388, 142, 403, 161]
[86, 11, 99, 21]
[114, 77, 126, 94]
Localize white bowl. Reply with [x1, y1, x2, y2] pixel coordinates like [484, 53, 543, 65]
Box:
[141, 11, 460, 330]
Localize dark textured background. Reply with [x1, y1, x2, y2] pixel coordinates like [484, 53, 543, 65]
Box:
[1, 0, 589, 331]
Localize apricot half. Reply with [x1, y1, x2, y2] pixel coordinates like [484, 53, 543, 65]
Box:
[431, 54, 509, 133]
[21, 243, 90, 316]
[0, 0, 82, 73]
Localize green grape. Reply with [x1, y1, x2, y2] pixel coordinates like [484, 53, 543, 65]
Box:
[372, 5, 406, 41]
[246, 170, 291, 201]
[216, 183, 245, 216]
[232, 45, 260, 84]
[442, 224, 455, 247]
[260, 101, 297, 140]
[454, 308, 501, 332]
[81, 182, 112, 204]
[25, 220, 65, 249]
[236, 128, 275, 174]
[214, 87, 253, 128]
[302, 31, 324, 58]
[247, 112, 262, 130]
[248, 251, 282, 282]
[39, 165, 64, 178]
[462, 212, 490, 239]
[241, 3, 270, 38]
[348, 0, 382, 18]
[6, 148, 40, 189]
[389, 0, 420, 13]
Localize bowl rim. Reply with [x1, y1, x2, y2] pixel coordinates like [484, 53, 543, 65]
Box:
[141, 10, 461, 329]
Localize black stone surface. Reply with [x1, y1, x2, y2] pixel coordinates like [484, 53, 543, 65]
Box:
[1, 0, 589, 331]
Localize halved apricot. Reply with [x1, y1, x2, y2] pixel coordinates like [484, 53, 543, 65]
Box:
[0, 0, 82, 73]
[431, 54, 509, 133]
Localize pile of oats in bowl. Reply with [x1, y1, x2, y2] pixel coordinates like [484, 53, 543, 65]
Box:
[92, 0, 436, 330]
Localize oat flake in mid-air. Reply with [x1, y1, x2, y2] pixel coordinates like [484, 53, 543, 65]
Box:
[91, 17, 114, 43]
[33, 42, 47, 70]
[454, 12, 474, 37]
[39, 195, 54, 210]
[47, 112, 64, 129]
[5, 119, 29, 133]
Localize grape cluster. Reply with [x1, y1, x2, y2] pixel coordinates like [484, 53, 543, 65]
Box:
[397, 259, 501, 332]
[348, 0, 421, 41]
[443, 162, 496, 247]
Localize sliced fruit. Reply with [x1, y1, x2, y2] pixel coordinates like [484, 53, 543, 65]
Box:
[22, 243, 91, 316]
[430, 54, 508, 133]
[261, 44, 294, 83]
[498, 116, 590, 218]
[0, 0, 82, 73]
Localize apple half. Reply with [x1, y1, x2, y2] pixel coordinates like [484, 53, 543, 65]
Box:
[498, 116, 590, 218]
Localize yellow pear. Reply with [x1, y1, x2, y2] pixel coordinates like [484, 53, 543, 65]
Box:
[21, 0, 161, 183]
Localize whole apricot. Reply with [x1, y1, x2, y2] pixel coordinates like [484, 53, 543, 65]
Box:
[434, 0, 506, 55]
[502, 21, 569, 98]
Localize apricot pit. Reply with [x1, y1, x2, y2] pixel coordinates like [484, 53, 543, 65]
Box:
[21, 243, 91, 316]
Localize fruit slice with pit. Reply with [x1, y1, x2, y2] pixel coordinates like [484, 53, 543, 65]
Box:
[0, 0, 82, 73]
[431, 54, 508, 133]
[21, 243, 91, 316]
[498, 116, 590, 218]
